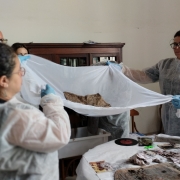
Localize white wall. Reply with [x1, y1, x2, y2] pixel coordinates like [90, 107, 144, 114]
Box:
[1, 0, 180, 134]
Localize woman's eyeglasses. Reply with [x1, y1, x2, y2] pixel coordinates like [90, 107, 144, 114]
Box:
[0, 39, 8, 44]
[12, 67, 26, 76]
[170, 42, 180, 49]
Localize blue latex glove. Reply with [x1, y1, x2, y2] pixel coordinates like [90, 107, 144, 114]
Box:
[105, 60, 122, 69]
[18, 55, 30, 63]
[41, 84, 55, 97]
[172, 95, 180, 109]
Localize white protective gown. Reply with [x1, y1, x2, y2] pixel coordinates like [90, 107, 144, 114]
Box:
[123, 58, 180, 136]
[0, 94, 71, 180]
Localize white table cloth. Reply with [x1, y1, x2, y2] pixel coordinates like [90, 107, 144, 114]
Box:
[76, 140, 165, 180]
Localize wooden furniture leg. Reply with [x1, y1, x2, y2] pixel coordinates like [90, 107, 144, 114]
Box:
[59, 155, 82, 180]
[130, 109, 139, 133]
[158, 104, 164, 133]
[65, 156, 82, 177]
[60, 159, 65, 180]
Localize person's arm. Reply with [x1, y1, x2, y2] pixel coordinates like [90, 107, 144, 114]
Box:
[91, 60, 157, 84]
[122, 66, 153, 84]
[6, 94, 71, 153]
[122, 63, 159, 84]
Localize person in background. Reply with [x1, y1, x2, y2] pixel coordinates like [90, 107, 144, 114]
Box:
[11, 42, 29, 56]
[0, 31, 8, 44]
[0, 43, 71, 180]
[11, 43, 34, 106]
[0, 31, 3, 41]
[99, 112, 130, 140]
[119, 30, 180, 136]
[91, 61, 130, 140]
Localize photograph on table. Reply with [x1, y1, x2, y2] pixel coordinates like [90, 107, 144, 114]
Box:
[89, 161, 112, 173]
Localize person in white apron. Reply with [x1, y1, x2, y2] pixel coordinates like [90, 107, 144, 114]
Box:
[0, 43, 71, 180]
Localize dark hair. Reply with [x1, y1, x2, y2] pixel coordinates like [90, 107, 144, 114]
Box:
[11, 43, 29, 54]
[0, 44, 16, 78]
[174, 30, 180, 38]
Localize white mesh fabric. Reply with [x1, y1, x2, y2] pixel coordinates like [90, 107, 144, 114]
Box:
[20, 55, 172, 116]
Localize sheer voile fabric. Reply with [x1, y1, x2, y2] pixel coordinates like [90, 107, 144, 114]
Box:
[20, 55, 172, 116]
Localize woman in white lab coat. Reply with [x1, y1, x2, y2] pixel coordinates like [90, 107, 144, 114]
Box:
[0, 43, 71, 180]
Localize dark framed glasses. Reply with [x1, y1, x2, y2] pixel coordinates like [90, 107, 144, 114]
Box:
[0, 39, 8, 44]
[170, 42, 180, 49]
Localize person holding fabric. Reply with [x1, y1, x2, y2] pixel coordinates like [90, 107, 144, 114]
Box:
[0, 43, 71, 179]
[118, 30, 180, 136]
[91, 61, 130, 140]
[11, 42, 29, 56]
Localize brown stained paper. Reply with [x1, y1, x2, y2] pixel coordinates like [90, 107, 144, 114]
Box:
[64, 92, 111, 107]
[114, 163, 180, 180]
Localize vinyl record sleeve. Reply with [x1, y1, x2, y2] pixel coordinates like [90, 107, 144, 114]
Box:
[115, 138, 138, 146]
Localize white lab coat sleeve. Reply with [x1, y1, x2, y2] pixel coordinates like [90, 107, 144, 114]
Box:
[122, 64, 154, 84]
[5, 94, 71, 153]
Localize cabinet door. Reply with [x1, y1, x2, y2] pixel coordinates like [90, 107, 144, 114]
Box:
[90, 53, 121, 65]
[54, 54, 89, 66]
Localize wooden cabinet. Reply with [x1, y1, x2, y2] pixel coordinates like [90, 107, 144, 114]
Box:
[24, 42, 125, 128]
[24, 43, 125, 66]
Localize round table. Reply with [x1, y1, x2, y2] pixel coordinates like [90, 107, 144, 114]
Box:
[76, 140, 164, 180]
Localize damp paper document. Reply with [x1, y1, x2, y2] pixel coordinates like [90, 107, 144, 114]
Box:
[20, 55, 172, 116]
